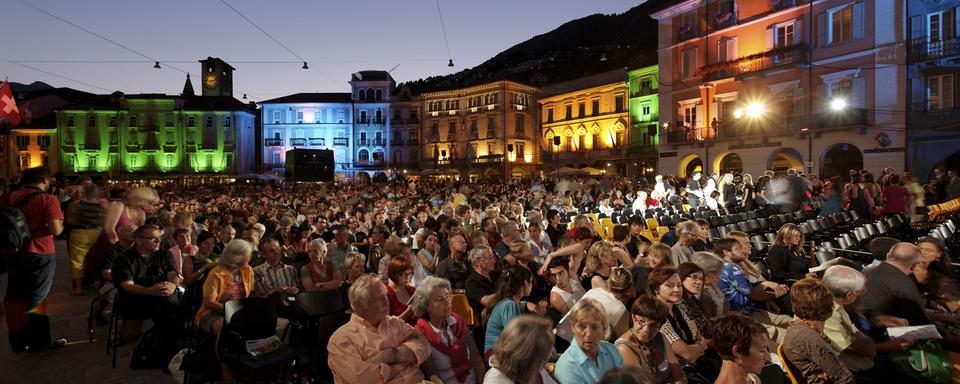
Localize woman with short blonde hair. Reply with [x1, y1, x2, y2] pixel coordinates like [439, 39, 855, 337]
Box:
[556, 298, 623, 383]
[485, 315, 558, 384]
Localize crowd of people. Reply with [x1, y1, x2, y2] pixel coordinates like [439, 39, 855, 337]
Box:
[3, 164, 960, 384]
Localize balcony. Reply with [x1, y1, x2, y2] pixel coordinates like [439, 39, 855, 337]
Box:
[407, 117, 420, 124]
[473, 154, 504, 164]
[814, 108, 867, 129]
[289, 138, 306, 147]
[357, 139, 369, 146]
[373, 119, 385, 125]
[358, 119, 369, 125]
[630, 87, 657, 98]
[908, 102, 960, 131]
[407, 138, 419, 146]
[125, 145, 140, 153]
[677, 24, 699, 42]
[909, 36, 960, 62]
[391, 139, 403, 146]
[309, 138, 325, 146]
[699, 44, 808, 81]
[333, 137, 349, 146]
[373, 139, 384, 146]
[353, 161, 387, 168]
[163, 144, 178, 153]
[711, 11, 736, 31]
[265, 139, 283, 147]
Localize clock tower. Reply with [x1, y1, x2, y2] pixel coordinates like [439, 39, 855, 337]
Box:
[199, 57, 235, 97]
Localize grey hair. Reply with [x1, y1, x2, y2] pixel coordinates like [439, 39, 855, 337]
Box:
[344, 251, 366, 268]
[308, 238, 327, 254]
[500, 221, 520, 236]
[220, 239, 253, 268]
[690, 251, 725, 274]
[348, 274, 385, 312]
[468, 245, 493, 266]
[409, 276, 452, 318]
[823, 265, 866, 298]
[677, 220, 700, 235]
[887, 242, 920, 265]
[569, 297, 610, 339]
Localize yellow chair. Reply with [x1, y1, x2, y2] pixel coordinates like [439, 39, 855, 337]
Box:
[600, 218, 615, 238]
[682, 204, 691, 214]
[451, 293, 477, 326]
[777, 343, 801, 384]
[645, 217, 660, 231]
[641, 230, 655, 242]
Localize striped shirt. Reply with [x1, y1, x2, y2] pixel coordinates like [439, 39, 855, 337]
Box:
[253, 261, 299, 297]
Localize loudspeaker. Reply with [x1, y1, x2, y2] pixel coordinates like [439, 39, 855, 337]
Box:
[285, 149, 334, 182]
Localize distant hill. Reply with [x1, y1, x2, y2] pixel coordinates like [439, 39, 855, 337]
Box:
[9, 81, 55, 93]
[400, 0, 667, 93]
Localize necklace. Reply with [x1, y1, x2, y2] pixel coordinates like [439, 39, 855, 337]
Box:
[801, 320, 830, 342]
[233, 271, 242, 283]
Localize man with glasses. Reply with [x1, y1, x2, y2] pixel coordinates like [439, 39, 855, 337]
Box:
[113, 224, 183, 342]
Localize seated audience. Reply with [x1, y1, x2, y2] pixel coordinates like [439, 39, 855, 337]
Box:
[194, 239, 255, 380]
[677, 262, 712, 338]
[252, 237, 299, 298]
[715, 238, 792, 342]
[913, 236, 960, 313]
[112, 224, 183, 339]
[556, 298, 624, 383]
[615, 296, 685, 384]
[765, 224, 809, 285]
[484, 315, 558, 384]
[437, 233, 470, 290]
[712, 313, 770, 384]
[464, 245, 499, 320]
[327, 274, 431, 383]
[782, 277, 854, 384]
[386, 255, 416, 323]
[547, 256, 586, 316]
[410, 276, 485, 384]
[822, 265, 908, 383]
[300, 238, 341, 291]
[648, 265, 719, 379]
[689, 251, 727, 320]
[485, 265, 543, 355]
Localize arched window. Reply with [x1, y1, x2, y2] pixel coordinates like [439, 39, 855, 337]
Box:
[367, 89, 375, 101]
[375, 89, 383, 101]
[359, 149, 369, 162]
[409, 150, 418, 163]
[372, 150, 384, 162]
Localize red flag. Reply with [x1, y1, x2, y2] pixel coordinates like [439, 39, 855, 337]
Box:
[0, 80, 21, 126]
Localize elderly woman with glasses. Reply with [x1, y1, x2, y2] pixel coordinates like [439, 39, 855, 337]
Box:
[556, 298, 624, 383]
[616, 296, 686, 384]
[410, 276, 486, 384]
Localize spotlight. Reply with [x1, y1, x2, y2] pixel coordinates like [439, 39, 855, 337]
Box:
[733, 109, 743, 119]
[830, 98, 847, 112]
[745, 102, 766, 118]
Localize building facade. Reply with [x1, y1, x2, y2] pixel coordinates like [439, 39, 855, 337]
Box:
[388, 86, 422, 170]
[539, 69, 631, 177]
[349, 71, 395, 176]
[2, 87, 93, 180]
[57, 58, 256, 180]
[652, 0, 905, 180]
[258, 93, 353, 175]
[627, 64, 661, 179]
[420, 80, 539, 181]
[906, 3, 960, 179]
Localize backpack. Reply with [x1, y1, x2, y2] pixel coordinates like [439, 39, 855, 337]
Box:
[0, 191, 42, 251]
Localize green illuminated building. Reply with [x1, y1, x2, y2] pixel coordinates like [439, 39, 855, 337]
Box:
[56, 58, 256, 180]
[627, 64, 660, 178]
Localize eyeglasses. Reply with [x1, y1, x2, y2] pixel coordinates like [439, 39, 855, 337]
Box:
[635, 319, 662, 330]
[685, 275, 704, 282]
[137, 236, 161, 242]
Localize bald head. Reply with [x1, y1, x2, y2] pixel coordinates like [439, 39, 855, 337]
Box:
[887, 242, 920, 267]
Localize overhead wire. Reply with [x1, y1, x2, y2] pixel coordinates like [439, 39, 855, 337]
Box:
[435, 0, 454, 66]
[1, 59, 111, 92]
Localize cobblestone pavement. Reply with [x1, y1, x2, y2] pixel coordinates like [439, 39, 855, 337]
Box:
[0, 240, 171, 384]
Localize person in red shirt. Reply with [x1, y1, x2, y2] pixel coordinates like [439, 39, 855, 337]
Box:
[3, 167, 65, 352]
[882, 174, 913, 215]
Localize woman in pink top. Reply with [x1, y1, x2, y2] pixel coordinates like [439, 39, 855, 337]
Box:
[881, 174, 912, 215]
[169, 228, 198, 275]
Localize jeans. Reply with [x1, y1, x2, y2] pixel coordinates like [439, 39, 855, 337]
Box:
[4, 253, 56, 351]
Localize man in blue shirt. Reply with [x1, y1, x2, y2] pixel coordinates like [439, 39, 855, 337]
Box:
[715, 238, 793, 343]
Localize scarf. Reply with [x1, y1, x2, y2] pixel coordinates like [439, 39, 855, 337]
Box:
[415, 313, 471, 382]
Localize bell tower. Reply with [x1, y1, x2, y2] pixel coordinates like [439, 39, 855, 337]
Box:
[199, 57, 235, 97]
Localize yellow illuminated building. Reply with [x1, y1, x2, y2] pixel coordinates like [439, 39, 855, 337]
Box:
[420, 80, 539, 181]
[7, 127, 57, 177]
[539, 69, 630, 176]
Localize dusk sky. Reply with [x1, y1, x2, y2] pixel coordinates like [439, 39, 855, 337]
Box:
[3, 0, 643, 101]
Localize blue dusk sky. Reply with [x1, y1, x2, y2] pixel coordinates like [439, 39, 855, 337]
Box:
[2, 0, 644, 101]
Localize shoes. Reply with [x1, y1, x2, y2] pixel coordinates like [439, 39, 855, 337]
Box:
[26, 338, 67, 353]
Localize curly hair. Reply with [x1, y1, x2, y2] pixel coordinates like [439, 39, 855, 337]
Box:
[790, 277, 834, 321]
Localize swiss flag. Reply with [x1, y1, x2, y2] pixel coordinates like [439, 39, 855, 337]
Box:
[0, 80, 21, 126]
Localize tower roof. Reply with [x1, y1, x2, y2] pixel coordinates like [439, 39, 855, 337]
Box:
[182, 74, 195, 97]
[200, 57, 236, 71]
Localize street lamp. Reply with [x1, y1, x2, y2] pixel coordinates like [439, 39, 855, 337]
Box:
[829, 97, 847, 112]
